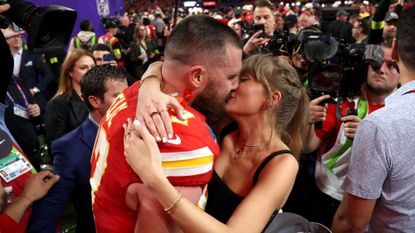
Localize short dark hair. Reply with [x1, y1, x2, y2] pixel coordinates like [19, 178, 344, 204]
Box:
[81, 64, 127, 111]
[80, 20, 92, 31]
[396, 6, 415, 71]
[91, 43, 111, 53]
[254, 0, 274, 12]
[357, 19, 369, 35]
[164, 15, 242, 64]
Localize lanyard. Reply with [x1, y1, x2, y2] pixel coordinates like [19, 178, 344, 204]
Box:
[6, 78, 29, 106]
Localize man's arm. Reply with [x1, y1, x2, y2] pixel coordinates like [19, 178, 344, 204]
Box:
[332, 193, 376, 233]
[27, 142, 75, 233]
[302, 95, 331, 153]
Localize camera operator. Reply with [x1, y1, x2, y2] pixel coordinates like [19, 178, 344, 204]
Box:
[242, 0, 275, 57]
[302, 41, 400, 227]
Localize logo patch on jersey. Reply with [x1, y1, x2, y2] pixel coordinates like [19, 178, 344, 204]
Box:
[167, 134, 181, 145]
[171, 110, 195, 126]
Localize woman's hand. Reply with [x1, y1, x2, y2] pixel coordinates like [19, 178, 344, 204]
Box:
[135, 61, 184, 142]
[123, 118, 165, 187]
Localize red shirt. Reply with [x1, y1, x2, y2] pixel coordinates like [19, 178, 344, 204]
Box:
[316, 99, 384, 153]
[0, 144, 33, 233]
[90, 82, 219, 233]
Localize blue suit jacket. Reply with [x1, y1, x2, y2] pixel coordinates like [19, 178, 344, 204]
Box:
[18, 50, 53, 111]
[27, 117, 98, 233]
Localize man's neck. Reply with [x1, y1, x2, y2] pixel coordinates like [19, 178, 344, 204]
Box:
[10, 47, 21, 56]
[90, 111, 102, 124]
[366, 89, 388, 105]
[398, 66, 415, 86]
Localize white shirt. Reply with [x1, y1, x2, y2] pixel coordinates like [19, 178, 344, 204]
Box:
[12, 48, 23, 77]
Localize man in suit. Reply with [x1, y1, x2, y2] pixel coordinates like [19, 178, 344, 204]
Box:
[3, 27, 53, 111]
[26, 65, 128, 233]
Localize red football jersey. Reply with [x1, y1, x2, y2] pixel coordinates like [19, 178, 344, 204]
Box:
[90, 82, 219, 232]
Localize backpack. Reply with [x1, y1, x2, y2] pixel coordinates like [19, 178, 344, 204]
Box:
[74, 35, 96, 50]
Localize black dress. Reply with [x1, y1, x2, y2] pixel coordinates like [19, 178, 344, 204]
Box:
[204, 150, 293, 223]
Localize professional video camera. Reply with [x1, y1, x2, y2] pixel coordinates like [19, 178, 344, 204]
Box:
[0, 0, 77, 53]
[302, 32, 384, 100]
[300, 30, 384, 120]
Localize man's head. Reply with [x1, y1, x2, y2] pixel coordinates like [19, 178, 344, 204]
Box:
[367, 43, 400, 95]
[163, 15, 242, 125]
[394, 6, 415, 78]
[104, 20, 118, 35]
[352, 19, 369, 41]
[91, 44, 114, 66]
[80, 20, 94, 32]
[336, 10, 349, 22]
[2, 27, 23, 51]
[81, 64, 128, 118]
[383, 12, 399, 42]
[253, 0, 276, 36]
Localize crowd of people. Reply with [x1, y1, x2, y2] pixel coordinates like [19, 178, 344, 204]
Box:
[0, 0, 415, 232]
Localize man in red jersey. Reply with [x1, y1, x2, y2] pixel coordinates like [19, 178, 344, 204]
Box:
[90, 15, 242, 233]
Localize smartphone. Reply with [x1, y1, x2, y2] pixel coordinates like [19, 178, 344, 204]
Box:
[11, 22, 23, 33]
[103, 53, 114, 62]
[252, 23, 265, 37]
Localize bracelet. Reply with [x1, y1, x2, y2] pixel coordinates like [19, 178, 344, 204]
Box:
[139, 75, 162, 89]
[164, 190, 182, 214]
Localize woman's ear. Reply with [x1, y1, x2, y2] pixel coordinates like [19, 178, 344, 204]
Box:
[187, 65, 208, 88]
[269, 91, 282, 107]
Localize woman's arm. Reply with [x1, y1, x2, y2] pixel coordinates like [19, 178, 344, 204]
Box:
[123, 119, 298, 233]
[135, 61, 184, 142]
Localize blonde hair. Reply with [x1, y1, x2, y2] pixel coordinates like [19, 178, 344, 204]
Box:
[54, 49, 94, 99]
[241, 54, 309, 157]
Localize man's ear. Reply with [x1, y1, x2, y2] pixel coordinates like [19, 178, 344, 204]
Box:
[187, 65, 208, 88]
[88, 96, 100, 109]
[392, 39, 400, 63]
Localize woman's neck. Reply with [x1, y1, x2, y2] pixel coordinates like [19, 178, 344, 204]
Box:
[72, 83, 81, 96]
[235, 115, 273, 146]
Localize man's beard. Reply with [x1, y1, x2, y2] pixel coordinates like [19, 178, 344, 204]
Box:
[367, 81, 395, 96]
[191, 82, 229, 127]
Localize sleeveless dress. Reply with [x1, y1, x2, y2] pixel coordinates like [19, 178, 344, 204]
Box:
[205, 150, 293, 223]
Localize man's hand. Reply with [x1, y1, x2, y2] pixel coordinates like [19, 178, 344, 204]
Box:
[341, 115, 361, 139]
[0, 4, 10, 13]
[309, 95, 331, 124]
[27, 104, 41, 117]
[22, 170, 60, 203]
[135, 61, 184, 142]
[243, 30, 270, 55]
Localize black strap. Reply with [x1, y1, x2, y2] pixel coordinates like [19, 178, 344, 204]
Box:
[253, 150, 293, 185]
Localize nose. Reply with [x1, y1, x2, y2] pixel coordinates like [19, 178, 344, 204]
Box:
[231, 78, 239, 90]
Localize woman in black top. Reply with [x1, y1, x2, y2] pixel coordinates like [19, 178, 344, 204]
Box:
[44, 49, 95, 144]
[124, 54, 309, 233]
